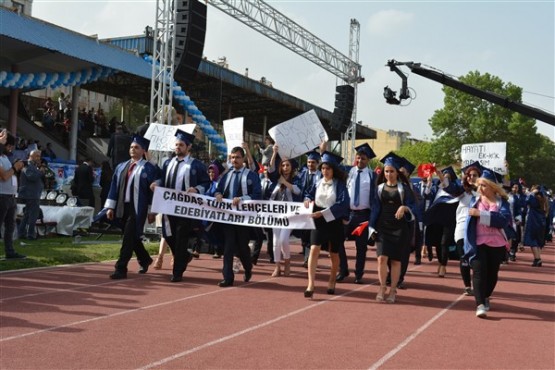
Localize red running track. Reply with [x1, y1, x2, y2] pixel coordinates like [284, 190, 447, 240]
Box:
[1, 240, 554, 369]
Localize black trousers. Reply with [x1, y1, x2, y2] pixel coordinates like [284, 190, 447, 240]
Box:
[471, 245, 506, 306]
[222, 224, 252, 282]
[115, 202, 152, 273]
[165, 216, 194, 278]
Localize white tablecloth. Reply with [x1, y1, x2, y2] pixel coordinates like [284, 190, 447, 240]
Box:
[17, 204, 95, 236]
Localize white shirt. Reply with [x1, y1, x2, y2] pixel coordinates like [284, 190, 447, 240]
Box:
[347, 166, 371, 210]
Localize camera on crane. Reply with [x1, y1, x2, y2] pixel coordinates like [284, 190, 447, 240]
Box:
[383, 86, 400, 105]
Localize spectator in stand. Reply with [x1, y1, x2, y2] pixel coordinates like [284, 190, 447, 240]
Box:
[42, 142, 56, 160]
[108, 117, 118, 135]
[42, 107, 56, 130]
[18, 149, 45, 240]
[58, 92, 69, 122]
[73, 158, 96, 209]
[44, 97, 54, 111]
[254, 136, 275, 168]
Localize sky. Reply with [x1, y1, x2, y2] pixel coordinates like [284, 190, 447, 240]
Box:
[31, 0, 555, 141]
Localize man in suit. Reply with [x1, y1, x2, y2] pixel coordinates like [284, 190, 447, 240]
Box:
[18, 149, 45, 240]
[214, 146, 262, 287]
[337, 143, 377, 284]
[73, 157, 96, 208]
[151, 129, 210, 282]
[297, 151, 322, 267]
[105, 136, 159, 279]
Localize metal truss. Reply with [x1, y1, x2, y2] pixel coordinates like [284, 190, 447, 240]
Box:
[341, 19, 360, 163]
[207, 0, 362, 84]
[150, 0, 177, 125]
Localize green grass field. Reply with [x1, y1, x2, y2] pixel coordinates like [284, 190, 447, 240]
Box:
[0, 235, 160, 272]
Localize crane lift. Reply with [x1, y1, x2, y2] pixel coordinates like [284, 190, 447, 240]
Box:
[385, 59, 555, 126]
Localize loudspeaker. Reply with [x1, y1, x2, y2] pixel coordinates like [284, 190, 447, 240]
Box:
[174, 0, 207, 81]
[331, 84, 354, 132]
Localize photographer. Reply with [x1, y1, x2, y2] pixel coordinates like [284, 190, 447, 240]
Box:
[18, 149, 45, 240]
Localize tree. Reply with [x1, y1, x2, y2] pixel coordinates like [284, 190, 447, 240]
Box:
[428, 71, 555, 188]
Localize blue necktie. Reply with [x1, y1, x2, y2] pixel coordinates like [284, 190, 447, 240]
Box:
[231, 170, 241, 198]
[353, 170, 361, 207]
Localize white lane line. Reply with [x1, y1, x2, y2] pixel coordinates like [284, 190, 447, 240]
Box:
[137, 284, 371, 370]
[367, 294, 466, 370]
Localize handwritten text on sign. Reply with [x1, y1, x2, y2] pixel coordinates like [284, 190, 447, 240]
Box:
[152, 187, 315, 229]
[461, 142, 507, 175]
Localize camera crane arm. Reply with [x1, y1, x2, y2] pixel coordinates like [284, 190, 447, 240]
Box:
[386, 59, 555, 126]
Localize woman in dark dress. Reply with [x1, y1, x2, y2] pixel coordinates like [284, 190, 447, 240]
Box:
[369, 153, 416, 303]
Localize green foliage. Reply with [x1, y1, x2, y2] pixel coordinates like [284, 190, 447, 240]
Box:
[0, 236, 159, 272]
[107, 100, 150, 132]
[428, 70, 555, 188]
[397, 141, 434, 167]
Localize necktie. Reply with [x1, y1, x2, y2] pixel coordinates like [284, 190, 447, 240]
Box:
[231, 170, 241, 198]
[170, 160, 183, 189]
[308, 173, 314, 188]
[126, 162, 136, 182]
[353, 170, 361, 207]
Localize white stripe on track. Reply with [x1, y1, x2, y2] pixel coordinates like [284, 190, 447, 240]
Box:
[367, 294, 466, 370]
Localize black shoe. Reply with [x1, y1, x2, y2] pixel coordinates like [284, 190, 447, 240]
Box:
[251, 258, 258, 266]
[509, 255, 516, 262]
[244, 269, 252, 282]
[326, 286, 335, 295]
[397, 281, 407, 290]
[336, 272, 349, 282]
[304, 290, 314, 298]
[218, 280, 234, 287]
[302, 261, 308, 268]
[414, 258, 422, 265]
[354, 278, 363, 284]
[6, 252, 27, 259]
[138, 259, 153, 274]
[170, 275, 183, 282]
[110, 271, 127, 279]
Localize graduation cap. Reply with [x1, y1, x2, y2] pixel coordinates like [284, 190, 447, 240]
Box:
[441, 166, 458, 182]
[132, 135, 150, 151]
[306, 151, 321, 161]
[354, 143, 376, 160]
[380, 152, 404, 170]
[320, 151, 343, 167]
[481, 167, 503, 184]
[461, 161, 483, 176]
[175, 129, 195, 145]
[401, 158, 416, 176]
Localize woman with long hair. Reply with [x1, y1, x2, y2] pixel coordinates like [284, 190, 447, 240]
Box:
[523, 185, 549, 266]
[464, 170, 511, 318]
[369, 153, 416, 303]
[268, 145, 301, 277]
[439, 162, 483, 295]
[303, 151, 349, 298]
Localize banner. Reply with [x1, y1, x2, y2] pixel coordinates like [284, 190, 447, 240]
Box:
[151, 187, 315, 230]
[461, 142, 507, 174]
[48, 162, 101, 190]
[144, 123, 196, 151]
[268, 110, 328, 159]
[223, 117, 244, 155]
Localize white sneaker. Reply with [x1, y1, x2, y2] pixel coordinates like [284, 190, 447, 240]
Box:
[476, 304, 488, 318]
